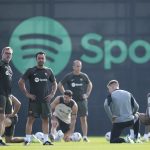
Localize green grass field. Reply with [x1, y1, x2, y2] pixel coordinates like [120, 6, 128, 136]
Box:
[0, 137, 150, 150]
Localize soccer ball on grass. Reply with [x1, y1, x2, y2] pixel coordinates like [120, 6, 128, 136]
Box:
[70, 132, 82, 142]
[105, 131, 111, 141]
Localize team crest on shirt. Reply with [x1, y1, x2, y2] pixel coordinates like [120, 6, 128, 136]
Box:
[34, 77, 40, 82]
[80, 78, 83, 81]
[5, 70, 12, 77]
[5, 66, 12, 77]
[5, 70, 9, 75]
[71, 83, 76, 87]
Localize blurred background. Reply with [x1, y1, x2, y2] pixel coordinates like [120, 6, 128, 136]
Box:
[0, 0, 150, 136]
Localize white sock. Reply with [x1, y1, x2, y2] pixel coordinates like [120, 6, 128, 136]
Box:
[83, 136, 87, 139]
[25, 134, 31, 142]
[130, 129, 134, 139]
[51, 129, 57, 136]
[143, 134, 148, 139]
[148, 132, 150, 138]
[43, 134, 49, 142]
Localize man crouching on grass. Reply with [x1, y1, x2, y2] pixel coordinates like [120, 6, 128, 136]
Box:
[50, 90, 78, 142]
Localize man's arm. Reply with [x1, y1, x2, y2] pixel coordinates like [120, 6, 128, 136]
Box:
[58, 82, 65, 94]
[131, 95, 139, 114]
[45, 80, 57, 101]
[104, 98, 113, 122]
[69, 103, 78, 134]
[51, 80, 57, 96]
[5, 136, 24, 143]
[8, 95, 21, 117]
[83, 80, 93, 99]
[63, 102, 78, 141]
[18, 78, 36, 100]
[50, 96, 60, 114]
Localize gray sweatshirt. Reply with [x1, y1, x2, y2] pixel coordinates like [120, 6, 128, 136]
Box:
[104, 89, 139, 123]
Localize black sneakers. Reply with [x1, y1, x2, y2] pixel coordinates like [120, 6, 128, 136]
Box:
[43, 141, 53, 145]
[0, 140, 7, 146]
[83, 137, 89, 142]
[24, 140, 30, 146]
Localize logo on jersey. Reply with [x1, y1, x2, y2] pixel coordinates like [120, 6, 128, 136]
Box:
[71, 82, 83, 87]
[9, 16, 72, 75]
[34, 77, 48, 82]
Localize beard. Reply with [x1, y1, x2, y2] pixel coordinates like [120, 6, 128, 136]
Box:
[38, 62, 44, 67]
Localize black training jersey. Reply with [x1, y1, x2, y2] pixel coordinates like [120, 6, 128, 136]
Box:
[22, 66, 56, 102]
[60, 72, 90, 101]
[5, 97, 13, 114]
[0, 60, 13, 96]
[59, 96, 75, 108]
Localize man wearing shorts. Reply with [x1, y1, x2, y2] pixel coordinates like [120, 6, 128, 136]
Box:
[58, 60, 92, 142]
[0, 47, 13, 146]
[50, 90, 78, 142]
[18, 51, 57, 145]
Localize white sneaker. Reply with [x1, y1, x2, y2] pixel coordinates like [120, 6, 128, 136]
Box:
[83, 136, 89, 142]
[128, 135, 134, 140]
[124, 136, 134, 144]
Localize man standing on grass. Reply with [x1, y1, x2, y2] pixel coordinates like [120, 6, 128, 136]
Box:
[18, 51, 57, 146]
[58, 60, 92, 142]
[0, 47, 13, 146]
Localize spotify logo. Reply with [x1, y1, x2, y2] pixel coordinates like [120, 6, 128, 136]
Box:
[10, 16, 150, 74]
[9, 16, 72, 75]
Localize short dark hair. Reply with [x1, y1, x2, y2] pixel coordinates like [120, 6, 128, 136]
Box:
[64, 90, 73, 97]
[35, 51, 46, 59]
[107, 80, 119, 87]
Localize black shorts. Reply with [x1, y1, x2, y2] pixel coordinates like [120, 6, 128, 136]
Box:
[57, 118, 70, 134]
[4, 116, 18, 137]
[0, 95, 12, 114]
[76, 100, 88, 117]
[28, 101, 50, 118]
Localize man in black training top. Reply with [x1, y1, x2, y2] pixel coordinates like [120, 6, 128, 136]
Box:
[18, 51, 57, 146]
[0, 47, 13, 146]
[58, 60, 92, 142]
